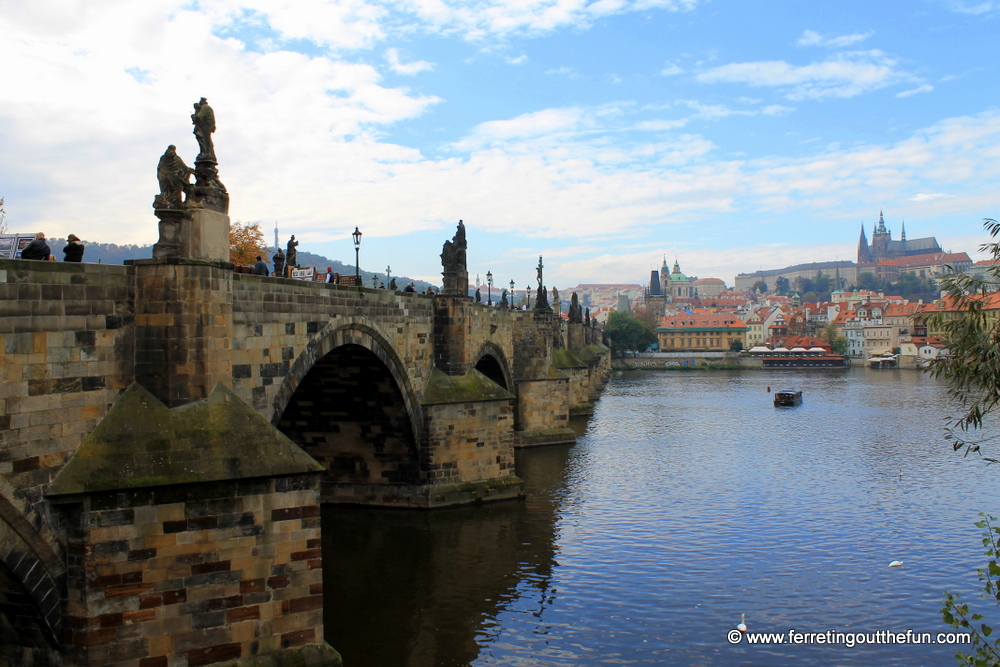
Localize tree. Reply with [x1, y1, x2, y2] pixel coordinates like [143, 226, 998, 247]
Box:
[921, 219, 1000, 456]
[729, 339, 743, 352]
[823, 323, 848, 355]
[856, 272, 880, 292]
[604, 311, 656, 358]
[775, 276, 790, 295]
[632, 307, 662, 333]
[230, 220, 268, 266]
[752, 280, 768, 294]
[919, 219, 1000, 665]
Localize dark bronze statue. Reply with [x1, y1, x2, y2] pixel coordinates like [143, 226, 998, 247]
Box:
[569, 293, 582, 323]
[585, 308, 591, 327]
[499, 289, 508, 308]
[536, 255, 544, 288]
[441, 220, 467, 274]
[192, 97, 216, 161]
[273, 248, 285, 276]
[286, 235, 298, 269]
[154, 145, 193, 209]
[440, 220, 469, 295]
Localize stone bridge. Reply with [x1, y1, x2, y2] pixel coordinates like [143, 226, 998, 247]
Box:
[0, 252, 609, 666]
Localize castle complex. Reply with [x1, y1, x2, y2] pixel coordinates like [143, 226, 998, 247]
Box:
[857, 210, 942, 263]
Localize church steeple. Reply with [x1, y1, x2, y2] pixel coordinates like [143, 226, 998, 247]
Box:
[858, 222, 870, 263]
[901, 219, 906, 242]
[876, 210, 888, 235]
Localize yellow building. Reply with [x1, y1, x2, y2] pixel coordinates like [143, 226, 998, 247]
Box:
[657, 311, 748, 351]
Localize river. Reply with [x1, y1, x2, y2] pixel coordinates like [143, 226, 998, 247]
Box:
[323, 367, 1000, 666]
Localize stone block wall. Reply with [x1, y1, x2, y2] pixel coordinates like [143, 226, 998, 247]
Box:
[56, 475, 333, 667]
[423, 398, 515, 483]
[132, 259, 233, 408]
[510, 313, 555, 383]
[0, 259, 134, 548]
[514, 378, 572, 446]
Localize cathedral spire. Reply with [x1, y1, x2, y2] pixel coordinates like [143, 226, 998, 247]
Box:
[876, 209, 888, 235]
[858, 222, 870, 263]
[901, 219, 906, 242]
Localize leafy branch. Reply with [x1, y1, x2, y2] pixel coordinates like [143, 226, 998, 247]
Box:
[942, 514, 1000, 666]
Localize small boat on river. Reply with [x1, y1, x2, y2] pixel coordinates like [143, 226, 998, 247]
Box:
[773, 390, 803, 407]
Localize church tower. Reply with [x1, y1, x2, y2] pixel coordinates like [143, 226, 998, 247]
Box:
[668, 257, 691, 300]
[857, 223, 871, 263]
[871, 210, 891, 261]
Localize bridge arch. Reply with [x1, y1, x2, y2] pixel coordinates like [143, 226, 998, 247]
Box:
[473, 341, 513, 392]
[0, 482, 65, 653]
[271, 318, 424, 486]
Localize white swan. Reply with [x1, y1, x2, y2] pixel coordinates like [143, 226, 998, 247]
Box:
[889, 560, 904, 567]
[737, 613, 747, 632]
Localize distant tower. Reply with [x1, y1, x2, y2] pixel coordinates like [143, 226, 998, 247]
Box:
[646, 268, 666, 316]
[857, 223, 870, 263]
[668, 257, 691, 300]
[273, 222, 279, 252]
[871, 210, 891, 261]
[901, 219, 906, 242]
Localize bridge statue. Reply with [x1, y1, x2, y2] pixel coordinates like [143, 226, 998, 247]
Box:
[286, 235, 298, 269]
[191, 97, 216, 161]
[153, 98, 229, 259]
[569, 293, 582, 323]
[440, 220, 468, 295]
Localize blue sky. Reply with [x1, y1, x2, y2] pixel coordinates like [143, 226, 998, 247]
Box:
[1, 0, 998, 288]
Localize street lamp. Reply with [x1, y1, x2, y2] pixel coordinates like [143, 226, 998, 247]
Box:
[487, 271, 493, 306]
[526, 284, 531, 309]
[509, 280, 515, 310]
[352, 226, 362, 285]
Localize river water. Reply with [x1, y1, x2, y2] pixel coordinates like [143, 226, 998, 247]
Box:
[323, 368, 1000, 666]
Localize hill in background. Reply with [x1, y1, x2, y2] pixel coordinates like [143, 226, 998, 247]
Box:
[41, 238, 437, 291]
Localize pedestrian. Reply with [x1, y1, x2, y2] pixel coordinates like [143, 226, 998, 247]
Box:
[253, 255, 269, 276]
[325, 267, 334, 283]
[20, 233, 50, 260]
[379, 282, 386, 289]
[404, 283, 415, 293]
[63, 234, 84, 262]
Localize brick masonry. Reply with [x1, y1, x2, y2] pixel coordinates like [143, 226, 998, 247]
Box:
[54, 475, 330, 667]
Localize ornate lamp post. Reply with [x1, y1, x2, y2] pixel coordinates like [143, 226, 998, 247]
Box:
[526, 284, 531, 309]
[352, 227, 362, 285]
[509, 280, 515, 310]
[487, 271, 493, 306]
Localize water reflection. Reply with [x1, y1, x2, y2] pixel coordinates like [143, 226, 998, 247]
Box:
[322, 443, 574, 667]
[324, 368, 1000, 666]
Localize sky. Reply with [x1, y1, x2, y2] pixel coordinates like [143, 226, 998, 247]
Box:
[2, 0, 999, 289]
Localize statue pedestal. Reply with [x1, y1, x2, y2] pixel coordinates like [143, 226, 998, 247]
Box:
[441, 269, 468, 296]
[153, 208, 230, 262]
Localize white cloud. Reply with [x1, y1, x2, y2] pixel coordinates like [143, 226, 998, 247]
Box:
[896, 83, 933, 98]
[398, 0, 703, 42]
[696, 50, 916, 100]
[660, 63, 684, 76]
[796, 29, 873, 48]
[385, 47, 435, 75]
[506, 54, 528, 64]
[911, 193, 954, 202]
[946, 1, 999, 14]
[761, 104, 795, 116]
